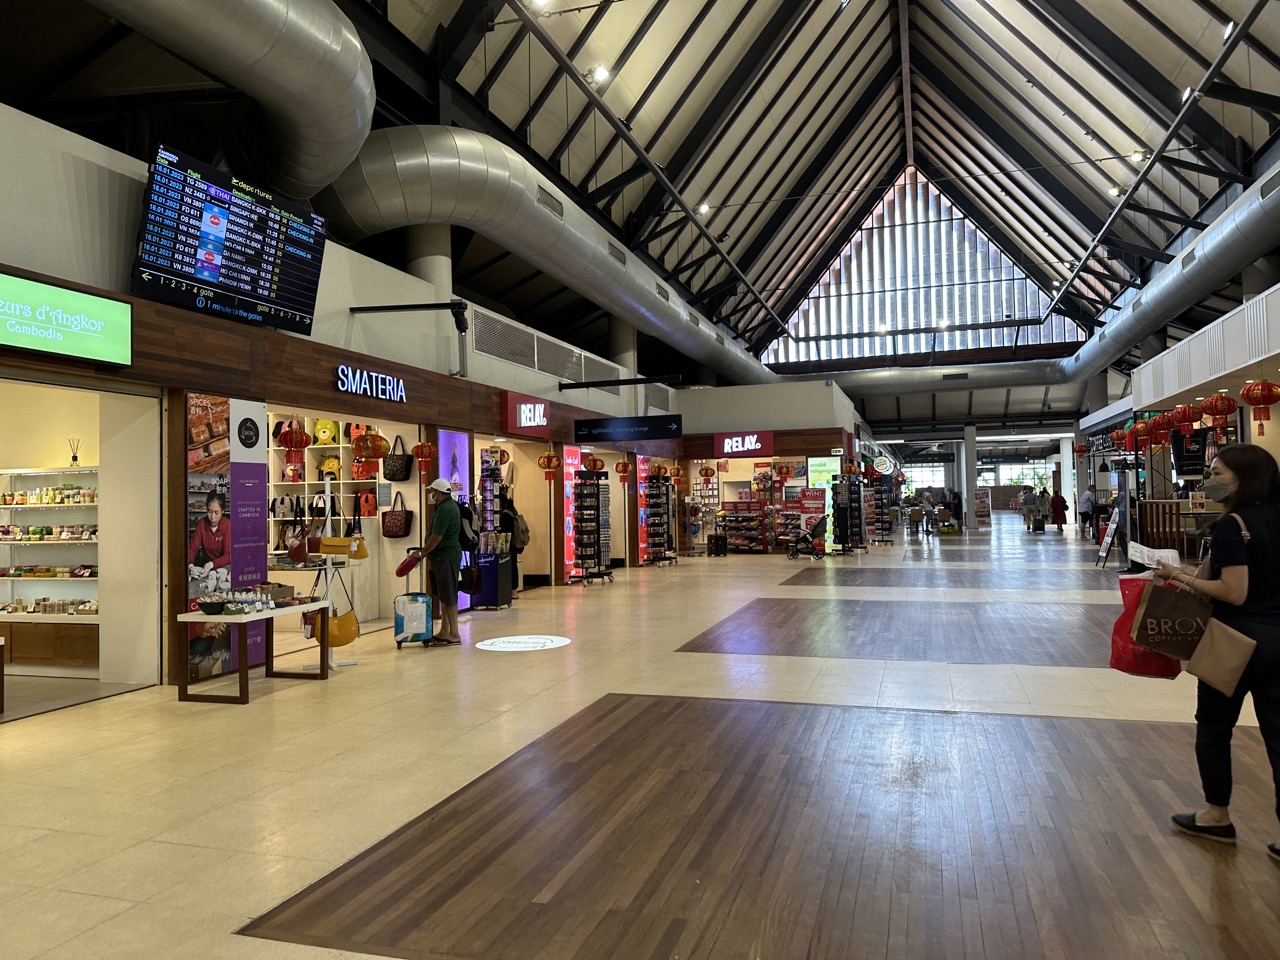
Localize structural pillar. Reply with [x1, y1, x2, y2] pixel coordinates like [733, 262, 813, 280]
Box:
[609, 317, 640, 417]
[1085, 372, 1109, 415]
[1059, 437, 1077, 530]
[404, 224, 456, 374]
[962, 423, 979, 533]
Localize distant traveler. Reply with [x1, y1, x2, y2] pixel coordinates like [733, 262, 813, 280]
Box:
[1019, 486, 1036, 531]
[498, 491, 528, 599]
[1078, 484, 1097, 539]
[1153, 445, 1280, 861]
[1049, 490, 1069, 532]
[424, 478, 462, 644]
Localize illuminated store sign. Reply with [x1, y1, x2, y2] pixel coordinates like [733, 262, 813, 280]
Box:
[0, 272, 132, 364]
[714, 430, 774, 457]
[501, 390, 552, 439]
[336, 364, 406, 402]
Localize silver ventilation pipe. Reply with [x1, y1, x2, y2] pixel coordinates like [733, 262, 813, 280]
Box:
[85, 0, 374, 200]
[804, 163, 1280, 397]
[315, 126, 781, 386]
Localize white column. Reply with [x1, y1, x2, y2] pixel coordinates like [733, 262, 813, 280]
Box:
[963, 423, 979, 533]
[1059, 437, 1077, 529]
[610, 317, 639, 416]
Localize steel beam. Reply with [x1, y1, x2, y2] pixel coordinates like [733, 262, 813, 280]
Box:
[1160, 154, 1253, 184]
[439, 0, 503, 82]
[1127, 203, 1208, 230]
[584, 164, 649, 204]
[1103, 235, 1175, 264]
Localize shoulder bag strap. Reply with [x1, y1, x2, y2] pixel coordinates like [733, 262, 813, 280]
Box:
[391, 490, 405, 511]
[391, 435, 405, 455]
[1227, 512, 1251, 541]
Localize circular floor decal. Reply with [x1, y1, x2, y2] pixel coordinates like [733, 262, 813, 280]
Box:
[475, 635, 572, 652]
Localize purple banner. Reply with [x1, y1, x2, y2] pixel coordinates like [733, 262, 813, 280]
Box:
[231, 460, 269, 665]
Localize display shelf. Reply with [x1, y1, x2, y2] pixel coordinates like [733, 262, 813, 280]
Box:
[0, 503, 98, 510]
[720, 500, 766, 553]
[0, 467, 98, 476]
[643, 475, 675, 564]
[0, 613, 100, 624]
[1, 539, 99, 546]
[0, 577, 98, 581]
[573, 470, 613, 583]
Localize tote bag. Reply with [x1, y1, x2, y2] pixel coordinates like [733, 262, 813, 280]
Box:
[382, 491, 413, 538]
[383, 436, 413, 482]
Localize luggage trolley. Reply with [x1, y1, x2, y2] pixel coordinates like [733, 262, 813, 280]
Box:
[393, 548, 446, 648]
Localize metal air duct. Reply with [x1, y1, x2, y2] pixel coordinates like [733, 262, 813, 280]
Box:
[805, 163, 1280, 397]
[85, 0, 374, 200]
[314, 126, 781, 386]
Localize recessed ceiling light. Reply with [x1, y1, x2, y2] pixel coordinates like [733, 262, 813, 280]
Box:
[1195, 397, 1205, 401]
[493, 437, 509, 443]
[1182, 86, 1194, 103]
[1246, 380, 1255, 384]
[1219, 388, 1230, 392]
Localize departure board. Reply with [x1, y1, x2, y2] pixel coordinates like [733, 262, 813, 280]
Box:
[133, 145, 326, 336]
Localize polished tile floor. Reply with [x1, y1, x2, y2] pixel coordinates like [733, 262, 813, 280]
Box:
[0, 512, 1263, 958]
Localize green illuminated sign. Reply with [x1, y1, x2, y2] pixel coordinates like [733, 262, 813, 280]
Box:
[0, 273, 132, 365]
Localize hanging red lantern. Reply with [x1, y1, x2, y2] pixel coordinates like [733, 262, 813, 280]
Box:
[1202, 394, 1239, 441]
[776, 464, 794, 482]
[649, 464, 669, 479]
[1171, 404, 1201, 436]
[1241, 380, 1280, 436]
[1072, 443, 1089, 456]
[1148, 413, 1173, 437]
[698, 464, 716, 487]
[1109, 428, 1126, 446]
[412, 441, 436, 482]
[351, 432, 391, 460]
[1127, 420, 1150, 452]
[537, 452, 562, 481]
[615, 460, 632, 485]
[669, 465, 686, 484]
[278, 424, 311, 466]
[585, 455, 606, 473]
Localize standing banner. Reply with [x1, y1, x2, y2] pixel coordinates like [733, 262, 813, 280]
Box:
[563, 445, 581, 579]
[975, 488, 992, 529]
[437, 429, 471, 612]
[861, 488, 878, 541]
[185, 394, 268, 681]
[799, 488, 827, 543]
[637, 454, 650, 564]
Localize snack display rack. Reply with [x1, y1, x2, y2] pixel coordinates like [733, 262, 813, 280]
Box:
[643, 474, 675, 565]
[721, 501, 767, 553]
[776, 509, 803, 546]
[572, 470, 613, 583]
[868, 476, 894, 545]
[832, 479, 866, 553]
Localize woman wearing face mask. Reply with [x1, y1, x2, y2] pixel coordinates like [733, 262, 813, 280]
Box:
[1154, 444, 1280, 862]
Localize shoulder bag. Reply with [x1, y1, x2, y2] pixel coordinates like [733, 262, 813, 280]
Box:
[1186, 513, 1259, 696]
[382, 490, 413, 539]
[383, 436, 413, 482]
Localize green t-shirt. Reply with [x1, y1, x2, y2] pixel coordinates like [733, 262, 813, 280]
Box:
[428, 496, 462, 562]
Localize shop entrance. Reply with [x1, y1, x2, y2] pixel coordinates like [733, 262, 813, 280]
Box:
[0, 377, 162, 721]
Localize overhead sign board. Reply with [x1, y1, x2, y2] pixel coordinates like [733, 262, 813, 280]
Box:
[872, 456, 892, 473]
[715, 430, 774, 457]
[501, 390, 551, 439]
[0, 272, 132, 365]
[573, 414, 682, 443]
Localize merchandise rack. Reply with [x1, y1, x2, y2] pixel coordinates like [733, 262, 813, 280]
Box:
[682, 473, 720, 554]
[721, 500, 766, 553]
[776, 509, 802, 546]
[473, 455, 512, 607]
[572, 470, 613, 584]
[868, 476, 894, 545]
[832, 479, 866, 553]
[643, 474, 676, 565]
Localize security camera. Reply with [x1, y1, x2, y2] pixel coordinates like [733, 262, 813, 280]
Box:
[825, 379, 835, 386]
[449, 299, 469, 334]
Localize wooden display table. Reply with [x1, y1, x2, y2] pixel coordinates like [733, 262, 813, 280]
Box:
[176, 601, 329, 704]
[0, 637, 4, 714]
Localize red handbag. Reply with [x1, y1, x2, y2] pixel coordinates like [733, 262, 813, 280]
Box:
[352, 458, 378, 481]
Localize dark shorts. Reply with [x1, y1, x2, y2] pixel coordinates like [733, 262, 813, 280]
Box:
[431, 557, 459, 608]
[1080, 511, 1094, 523]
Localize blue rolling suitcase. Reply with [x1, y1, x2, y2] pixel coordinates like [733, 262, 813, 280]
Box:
[394, 592, 432, 648]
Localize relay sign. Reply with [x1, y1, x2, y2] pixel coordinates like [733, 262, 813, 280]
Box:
[132, 145, 326, 335]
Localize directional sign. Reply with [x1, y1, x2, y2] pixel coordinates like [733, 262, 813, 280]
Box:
[573, 414, 683, 443]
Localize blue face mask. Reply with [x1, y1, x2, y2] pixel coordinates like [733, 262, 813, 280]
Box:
[1203, 478, 1232, 503]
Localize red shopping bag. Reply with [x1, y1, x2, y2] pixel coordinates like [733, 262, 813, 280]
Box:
[1111, 574, 1180, 679]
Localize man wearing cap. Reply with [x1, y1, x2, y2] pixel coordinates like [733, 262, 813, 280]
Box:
[423, 478, 462, 644]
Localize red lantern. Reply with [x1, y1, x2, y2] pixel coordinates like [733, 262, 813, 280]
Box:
[615, 460, 633, 485]
[1171, 404, 1202, 436]
[585, 456, 606, 473]
[649, 464, 669, 479]
[1202, 394, 1239, 441]
[351, 432, 391, 460]
[669, 465, 686, 485]
[776, 464, 794, 482]
[1128, 420, 1150, 452]
[699, 464, 716, 487]
[412, 441, 436, 482]
[1241, 380, 1280, 436]
[278, 425, 311, 466]
[843, 462, 859, 476]
[1148, 413, 1173, 437]
[1072, 443, 1089, 456]
[537, 452, 562, 481]
[1109, 429, 1126, 446]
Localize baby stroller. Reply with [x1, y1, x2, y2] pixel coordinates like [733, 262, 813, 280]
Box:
[787, 514, 828, 560]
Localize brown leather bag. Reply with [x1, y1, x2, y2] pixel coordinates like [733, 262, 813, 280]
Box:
[381, 491, 413, 539]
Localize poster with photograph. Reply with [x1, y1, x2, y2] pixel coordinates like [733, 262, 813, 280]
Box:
[562, 445, 581, 579]
[975, 488, 992, 529]
[185, 393, 267, 682]
[637, 454, 650, 564]
[437, 429, 472, 612]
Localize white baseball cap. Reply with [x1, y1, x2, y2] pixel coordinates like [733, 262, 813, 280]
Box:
[427, 478, 452, 494]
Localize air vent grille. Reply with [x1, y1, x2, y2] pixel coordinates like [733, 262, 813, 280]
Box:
[655, 283, 669, 302]
[941, 373, 969, 381]
[536, 186, 564, 218]
[473, 310, 536, 367]
[536, 337, 581, 381]
[608, 243, 627, 265]
[583, 356, 621, 395]
[645, 382, 672, 413]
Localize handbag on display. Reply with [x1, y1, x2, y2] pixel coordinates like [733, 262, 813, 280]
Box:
[382, 491, 413, 539]
[318, 499, 352, 555]
[301, 568, 360, 647]
[382, 436, 413, 482]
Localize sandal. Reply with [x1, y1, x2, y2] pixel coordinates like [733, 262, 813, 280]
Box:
[1268, 843, 1280, 863]
[1171, 812, 1236, 843]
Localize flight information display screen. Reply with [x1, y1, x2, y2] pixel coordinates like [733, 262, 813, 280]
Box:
[133, 145, 326, 335]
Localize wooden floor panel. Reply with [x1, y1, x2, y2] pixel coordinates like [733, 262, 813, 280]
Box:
[240, 695, 1280, 960]
[781, 565, 1116, 590]
[678, 598, 1119, 666]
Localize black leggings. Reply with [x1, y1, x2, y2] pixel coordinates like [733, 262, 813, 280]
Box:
[1195, 629, 1280, 825]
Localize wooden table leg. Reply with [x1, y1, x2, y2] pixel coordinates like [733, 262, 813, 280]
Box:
[265, 616, 277, 678]
[319, 607, 329, 680]
[269, 608, 327, 681]
[236, 625, 249, 704]
[180, 624, 254, 705]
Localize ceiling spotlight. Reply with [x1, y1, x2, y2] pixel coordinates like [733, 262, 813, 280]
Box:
[1052, 280, 1061, 287]
[696, 202, 710, 215]
[1246, 379, 1255, 384]
[1224, 20, 1234, 42]
[585, 64, 610, 84]
[1181, 86, 1195, 103]
[1195, 396, 1205, 401]
[1219, 387, 1230, 392]
[1108, 185, 1121, 197]
[938, 319, 949, 328]
[1130, 149, 1146, 162]
[877, 324, 890, 333]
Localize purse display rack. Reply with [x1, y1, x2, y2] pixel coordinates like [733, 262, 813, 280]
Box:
[473, 460, 514, 606]
[0, 467, 100, 621]
[720, 501, 766, 553]
[572, 470, 613, 584]
[643, 474, 675, 565]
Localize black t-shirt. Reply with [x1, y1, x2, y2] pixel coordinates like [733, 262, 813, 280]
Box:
[1209, 505, 1280, 630]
